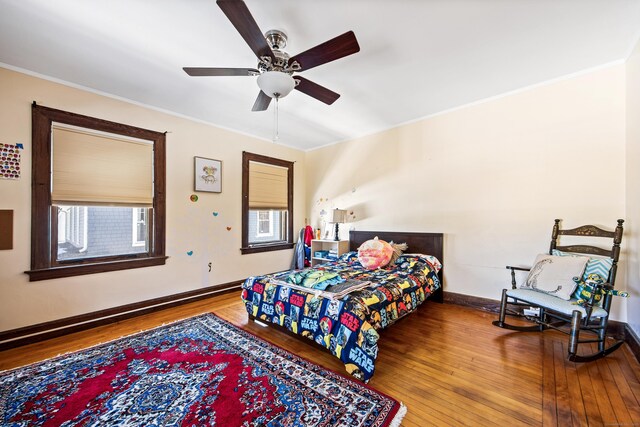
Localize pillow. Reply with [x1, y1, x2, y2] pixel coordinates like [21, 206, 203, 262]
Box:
[521, 254, 588, 300]
[551, 249, 613, 283]
[357, 237, 394, 270]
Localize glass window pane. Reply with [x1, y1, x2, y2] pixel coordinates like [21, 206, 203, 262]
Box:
[248, 209, 286, 244]
[57, 205, 149, 261]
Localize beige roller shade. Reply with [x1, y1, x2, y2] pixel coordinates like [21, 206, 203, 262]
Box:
[51, 125, 154, 206]
[248, 161, 288, 210]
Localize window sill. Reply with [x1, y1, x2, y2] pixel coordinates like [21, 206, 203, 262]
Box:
[25, 256, 168, 281]
[240, 242, 294, 255]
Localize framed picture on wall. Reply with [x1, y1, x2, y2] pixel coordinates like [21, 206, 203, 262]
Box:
[194, 156, 222, 193]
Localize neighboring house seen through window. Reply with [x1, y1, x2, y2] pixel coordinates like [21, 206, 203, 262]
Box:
[256, 210, 273, 237]
[56, 206, 149, 261]
[132, 207, 148, 248]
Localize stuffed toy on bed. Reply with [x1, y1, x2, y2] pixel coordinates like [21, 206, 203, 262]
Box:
[358, 237, 394, 270]
[388, 241, 408, 265]
[357, 237, 409, 270]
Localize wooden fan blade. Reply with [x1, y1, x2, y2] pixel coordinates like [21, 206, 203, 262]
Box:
[252, 91, 272, 111]
[294, 76, 340, 105]
[183, 67, 259, 76]
[289, 31, 360, 72]
[216, 0, 274, 61]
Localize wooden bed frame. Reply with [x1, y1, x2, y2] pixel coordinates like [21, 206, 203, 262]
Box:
[348, 230, 444, 303]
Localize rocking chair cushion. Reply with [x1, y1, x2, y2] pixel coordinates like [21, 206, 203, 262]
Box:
[506, 288, 609, 318]
[522, 254, 588, 300]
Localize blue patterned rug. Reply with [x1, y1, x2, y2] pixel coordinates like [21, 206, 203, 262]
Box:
[0, 313, 405, 426]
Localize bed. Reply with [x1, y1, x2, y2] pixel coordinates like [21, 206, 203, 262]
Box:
[241, 230, 443, 382]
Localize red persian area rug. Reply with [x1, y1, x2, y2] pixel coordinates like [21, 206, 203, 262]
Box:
[0, 313, 406, 426]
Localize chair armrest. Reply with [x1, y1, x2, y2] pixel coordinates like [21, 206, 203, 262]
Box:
[600, 282, 614, 291]
[506, 265, 531, 289]
[506, 266, 531, 272]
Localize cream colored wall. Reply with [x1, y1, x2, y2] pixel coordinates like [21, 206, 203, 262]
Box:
[0, 67, 306, 331]
[626, 39, 640, 335]
[306, 65, 627, 320]
[0, 61, 631, 331]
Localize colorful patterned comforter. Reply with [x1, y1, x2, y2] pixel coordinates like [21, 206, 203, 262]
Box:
[241, 252, 442, 382]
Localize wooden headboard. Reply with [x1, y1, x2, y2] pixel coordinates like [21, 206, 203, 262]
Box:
[349, 230, 444, 303]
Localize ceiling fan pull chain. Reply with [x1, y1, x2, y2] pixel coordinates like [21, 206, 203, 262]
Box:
[273, 97, 279, 142]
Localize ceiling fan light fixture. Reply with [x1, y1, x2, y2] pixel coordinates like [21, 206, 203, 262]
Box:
[257, 71, 295, 99]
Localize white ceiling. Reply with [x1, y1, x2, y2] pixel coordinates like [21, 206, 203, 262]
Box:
[1, 0, 639, 151]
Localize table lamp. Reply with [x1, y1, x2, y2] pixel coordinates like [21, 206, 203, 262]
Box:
[329, 208, 347, 241]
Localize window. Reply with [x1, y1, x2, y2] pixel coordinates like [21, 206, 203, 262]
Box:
[57, 206, 149, 260]
[241, 151, 294, 254]
[250, 209, 287, 244]
[27, 104, 166, 281]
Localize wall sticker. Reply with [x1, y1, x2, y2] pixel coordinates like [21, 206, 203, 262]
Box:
[0, 142, 22, 180]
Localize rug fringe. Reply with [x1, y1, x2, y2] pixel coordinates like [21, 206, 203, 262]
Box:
[389, 402, 407, 427]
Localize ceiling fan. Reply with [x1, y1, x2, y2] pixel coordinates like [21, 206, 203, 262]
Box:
[183, 0, 360, 111]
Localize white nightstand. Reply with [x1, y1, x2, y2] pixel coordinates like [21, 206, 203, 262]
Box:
[310, 239, 349, 266]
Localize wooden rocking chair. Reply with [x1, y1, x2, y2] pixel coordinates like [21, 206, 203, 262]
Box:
[493, 219, 625, 362]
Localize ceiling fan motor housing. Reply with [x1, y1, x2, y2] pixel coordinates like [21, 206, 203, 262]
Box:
[259, 30, 300, 73]
[265, 29, 287, 50]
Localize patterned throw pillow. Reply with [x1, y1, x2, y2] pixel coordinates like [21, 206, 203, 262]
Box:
[551, 249, 613, 282]
[522, 254, 588, 300]
[357, 237, 394, 270]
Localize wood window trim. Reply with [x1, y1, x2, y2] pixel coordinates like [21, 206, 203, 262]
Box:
[26, 103, 167, 281]
[241, 151, 294, 255]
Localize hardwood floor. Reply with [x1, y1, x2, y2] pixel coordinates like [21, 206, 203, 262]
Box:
[1, 292, 638, 426]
